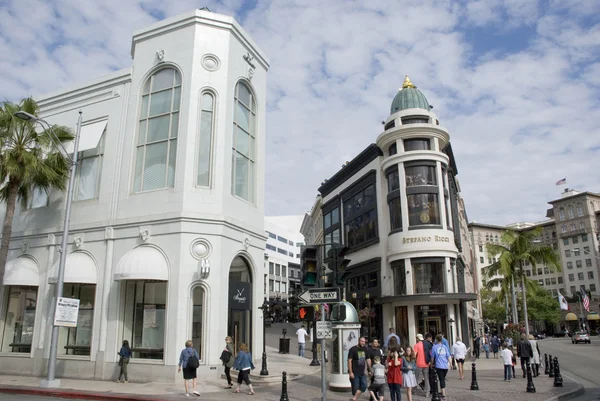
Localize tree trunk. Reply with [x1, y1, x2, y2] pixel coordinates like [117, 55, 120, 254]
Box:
[0, 181, 20, 287]
[511, 276, 518, 324]
[521, 271, 530, 337]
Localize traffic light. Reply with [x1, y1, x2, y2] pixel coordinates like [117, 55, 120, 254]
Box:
[327, 244, 351, 286]
[330, 303, 347, 321]
[301, 245, 319, 287]
[297, 305, 315, 321]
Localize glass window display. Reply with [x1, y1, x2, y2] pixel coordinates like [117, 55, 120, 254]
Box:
[407, 194, 440, 226]
[58, 283, 96, 356]
[1, 286, 38, 353]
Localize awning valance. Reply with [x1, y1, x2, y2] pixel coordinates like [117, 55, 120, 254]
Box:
[114, 246, 168, 281]
[65, 120, 106, 153]
[565, 312, 578, 321]
[49, 252, 97, 284]
[3, 256, 39, 286]
[587, 312, 599, 321]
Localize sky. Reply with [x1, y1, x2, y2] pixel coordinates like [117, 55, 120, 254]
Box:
[1, 0, 599, 226]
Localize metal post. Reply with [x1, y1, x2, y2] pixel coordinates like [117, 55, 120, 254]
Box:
[470, 363, 479, 390]
[526, 362, 536, 393]
[548, 355, 554, 378]
[309, 319, 319, 366]
[553, 357, 563, 387]
[320, 302, 327, 401]
[520, 261, 530, 337]
[544, 354, 549, 375]
[279, 371, 289, 401]
[42, 111, 82, 388]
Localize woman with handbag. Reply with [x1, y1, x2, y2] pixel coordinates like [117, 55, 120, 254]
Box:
[178, 340, 201, 397]
[222, 336, 235, 388]
[116, 340, 131, 383]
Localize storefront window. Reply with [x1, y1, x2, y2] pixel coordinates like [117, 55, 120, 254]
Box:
[405, 165, 437, 186]
[412, 260, 445, 294]
[122, 280, 166, 359]
[414, 305, 447, 338]
[1, 286, 37, 353]
[404, 138, 430, 151]
[343, 183, 378, 248]
[407, 194, 440, 226]
[59, 283, 96, 356]
[191, 287, 204, 360]
[386, 167, 402, 231]
[391, 260, 407, 295]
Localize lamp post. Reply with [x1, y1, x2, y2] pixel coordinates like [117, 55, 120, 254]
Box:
[258, 298, 269, 375]
[365, 293, 371, 343]
[448, 317, 455, 346]
[14, 110, 82, 388]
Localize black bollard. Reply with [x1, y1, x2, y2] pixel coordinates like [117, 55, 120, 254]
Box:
[526, 363, 536, 393]
[429, 367, 441, 401]
[553, 357, 563, 387]
[544, 354, 549, 375]
[279, 371, 289, 401]
[549, 355, 555, 378]
[470, 363, 479, 391]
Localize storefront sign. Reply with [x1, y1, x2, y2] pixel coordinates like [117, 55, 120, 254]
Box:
[229, 280, 252, 311]
[54, 297, 80, 327]
[402, 235, 451, 244]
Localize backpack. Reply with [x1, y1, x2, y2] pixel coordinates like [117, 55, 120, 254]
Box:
[220, 349, 231, 363]
[187, 349, 200, 369]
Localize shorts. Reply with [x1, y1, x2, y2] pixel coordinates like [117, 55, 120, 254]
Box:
[182, 366, 197, 380]
[351, 375, 368, 393]
[456, 359, 465, 364]
[368, 382, 385, 395]
[237, 369, 251, 385]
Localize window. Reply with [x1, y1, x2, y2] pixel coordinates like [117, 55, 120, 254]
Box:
[402, 116, 429, 124]
[59, 283, 95, 355]
[577, 205, 584, 216]
[558, 277, 563, 284]
[568, 274, 574, 282]
[1, 286, 37, 353]
[561, 225, 566, 233]
[266, 244, 276, 251]
[281, 282, 287, 293]
[565, 250, 571, 258]
[559, 208, 565, 221]
[323, 204, 341, 255]
[287, 252, 293, 257]
[343, 182, 378, 248]
[526, 270, 531, 277]
[282, 267, 287, 278]
[544, 267, 549, 274]
[412, 260, 444, 294]
[275, 264, 281, 276]
[386, 167, 402, 231]
[531, 268, 536, 276]
[277, 248, 287, 255]
[580, 221, 585, 230]
[197, 91, 215, 186]
[578, 272, 584, 280]
[545, 279, 550, 285]
[74, 129, 105, 201]
[589, 271, 595, 280]
[591, 284, 597, 292]
[289, 270, 294, 279]
[27, 187, 48, 209]
[231, 82, 256, 201]
[269, 280, 274, 292]
[572, 236, 579, 244]
[295, 254, 300, 258]
[582, 234, 588, 242]
[567, 262, 573, 269]
[384, 120, 396, 130]
[563, 238, 569, 246]
[570, 223, 576, 231]
[275, 281, 280, 292]
[405, 165, 437, 186]
[551, 277, 557, 285]
[479, 257, 484, 263]
[570, 286, 576, 294]
[488, 258, 492, 264]
[479, 245, 483, 252]
[584, 246, 590, 253]
[537, 268, 543, 275]
[568, 208, 574, 219]
[405, 161, 440, 227]
[135, 68, 181, 192]
[389, 143, 397, 156]
[576, 260, 582, 268]
[122, 280, 166, 359]
[277, 236, 288, 244]
[392, 260, 407, 295]
[269, 262, 274, 274]
[404, 138, 430, 151]
[267, 232, 276, 239]
[586, 259, 592, 267]
[574, 248, 580, 256]
[295, 242, 303, 247]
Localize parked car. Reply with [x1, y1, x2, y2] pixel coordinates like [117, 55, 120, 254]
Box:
[553, 330, 571, 338]
[572, 331, 591, 344]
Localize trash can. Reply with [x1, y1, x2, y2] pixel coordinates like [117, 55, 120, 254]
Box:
[279, 338, 290, 354]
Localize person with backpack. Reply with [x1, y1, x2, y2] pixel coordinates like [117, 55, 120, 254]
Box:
[115, 340, 132, 383]
[178, 340, 200, 397]
[221, 336, 235, 388]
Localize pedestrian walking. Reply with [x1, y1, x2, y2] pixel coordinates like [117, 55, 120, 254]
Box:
[510, 345, 517, 378]
[221, 336, 235, 388]
[500, 344, 513, 381]
[431, 334, 451, 400]
[473, 335, 481, 359]
[402, 346, 417, 401]
[178, 340, 200, 397]
[517, 333, 533, 378]
[384, 328, 401, 351]
[115, 340, 131, 383]
[413, 333, 430, 396]
[348, 336, 370, 401]
[232, 343, 255, 395]
[386, 347, 403, 401]
[482, 334, 490, 359]
[528, 334, 541, 377]
[368, 356, 386, 401]
[491, 335, 500, 359]
[451, 337, 467, 380]
[296, 324, 309, 357]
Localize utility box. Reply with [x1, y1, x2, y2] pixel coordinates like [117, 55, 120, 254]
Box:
[328, 301, 360, 392]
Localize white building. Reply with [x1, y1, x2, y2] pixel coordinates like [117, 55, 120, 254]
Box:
[0, 9, 269, 382]
[317, 76, 476, 346]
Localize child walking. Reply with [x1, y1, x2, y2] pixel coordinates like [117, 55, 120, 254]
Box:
[368, 356, 386, 401]
[500, 344, 513, 381]
[402, 346, 417, 401]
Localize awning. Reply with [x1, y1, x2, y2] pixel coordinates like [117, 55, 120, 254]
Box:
[587, 312, 599, 321]
[114, 246, 169, 281]
[49, 252, 97, 284]
[565, 312, 578, 321]
[3, 256, 40, 286]
[64, 120, 106, 153]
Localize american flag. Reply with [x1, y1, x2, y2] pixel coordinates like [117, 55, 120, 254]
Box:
[556, 177, 567, 186]
[581, 286, 590, 312]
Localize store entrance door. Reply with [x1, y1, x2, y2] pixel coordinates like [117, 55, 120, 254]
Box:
[425, 316, 442, 338]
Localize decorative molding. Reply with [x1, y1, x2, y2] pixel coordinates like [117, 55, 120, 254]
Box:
[201, 54, 220, 72]
[105, 227, 114, 240]
[248, 65, 255, 80]
[243, 235, 251, 250]
[156, 49, 165, 62]
[47, 234, 56, 246]
[139, 226, 151, 242]
[190, 238, 212, 260]
[73, 234, 84, 249]
[243, 52, 256, 69]
[20, 241, 28, 253]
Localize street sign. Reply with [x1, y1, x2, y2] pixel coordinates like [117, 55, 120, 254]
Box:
[298, 287, 341, 304]
[316, 321, 333, 339]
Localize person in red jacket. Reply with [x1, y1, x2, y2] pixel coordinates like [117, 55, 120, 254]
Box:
[387, 347, 403, 401]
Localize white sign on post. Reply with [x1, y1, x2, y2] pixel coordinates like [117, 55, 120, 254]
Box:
[316, 321, 333, 339]
[54, 297, 80, 327]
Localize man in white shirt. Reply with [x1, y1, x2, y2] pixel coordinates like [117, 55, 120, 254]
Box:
[296, 325, 309, 357]
[451, 337, 468, 380]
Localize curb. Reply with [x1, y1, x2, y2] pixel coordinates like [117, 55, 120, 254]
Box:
[543, 382, 585, 401]
[0, 385, 175, 401]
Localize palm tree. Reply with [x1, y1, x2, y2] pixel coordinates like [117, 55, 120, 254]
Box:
[0, 97, 74, 287]
[485, 227, 561, 335]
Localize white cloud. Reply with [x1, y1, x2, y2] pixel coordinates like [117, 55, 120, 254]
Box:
[1, 0, 598, 226]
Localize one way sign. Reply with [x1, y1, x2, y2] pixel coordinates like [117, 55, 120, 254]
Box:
[298, 288, 340, 304]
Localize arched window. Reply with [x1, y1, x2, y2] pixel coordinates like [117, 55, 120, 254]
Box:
[134, 68, 181, 192]
[197, 91, 215, 186]
[232, 82, 256, 202]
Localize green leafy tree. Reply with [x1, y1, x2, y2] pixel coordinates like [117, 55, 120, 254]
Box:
[526, 285, 561, 325]
[0, 98, 73, 286]
[481, 288, 506, 325]
[485, 227, 562, 327]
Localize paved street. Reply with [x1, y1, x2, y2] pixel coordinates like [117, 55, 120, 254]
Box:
[539, 337, 600, 401]
[0, 396, 85, 401]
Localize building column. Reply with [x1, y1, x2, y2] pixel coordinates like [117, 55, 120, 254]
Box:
[95, 227, 115, 379]
[406, 259, 414, 295]
[408, 305, 416, 344]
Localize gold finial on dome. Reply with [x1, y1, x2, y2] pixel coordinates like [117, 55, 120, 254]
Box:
[402, 75, 416, 89]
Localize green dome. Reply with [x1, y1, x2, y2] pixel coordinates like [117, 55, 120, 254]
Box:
[390, 75, 430, 114]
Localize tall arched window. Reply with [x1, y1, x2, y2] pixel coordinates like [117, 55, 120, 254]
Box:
[197, 91, 214, 187]
[232, 82, 256, 202]
[134, 68, 181, 192]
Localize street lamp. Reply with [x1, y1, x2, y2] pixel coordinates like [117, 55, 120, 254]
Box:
[14, 110, 82, 388]
[258, 298, 269, 375]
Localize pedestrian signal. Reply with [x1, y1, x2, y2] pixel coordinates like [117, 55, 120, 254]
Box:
[297, 305, 315, 321]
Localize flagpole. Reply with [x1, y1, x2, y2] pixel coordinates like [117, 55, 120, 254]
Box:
[578, 292, 584, 331]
